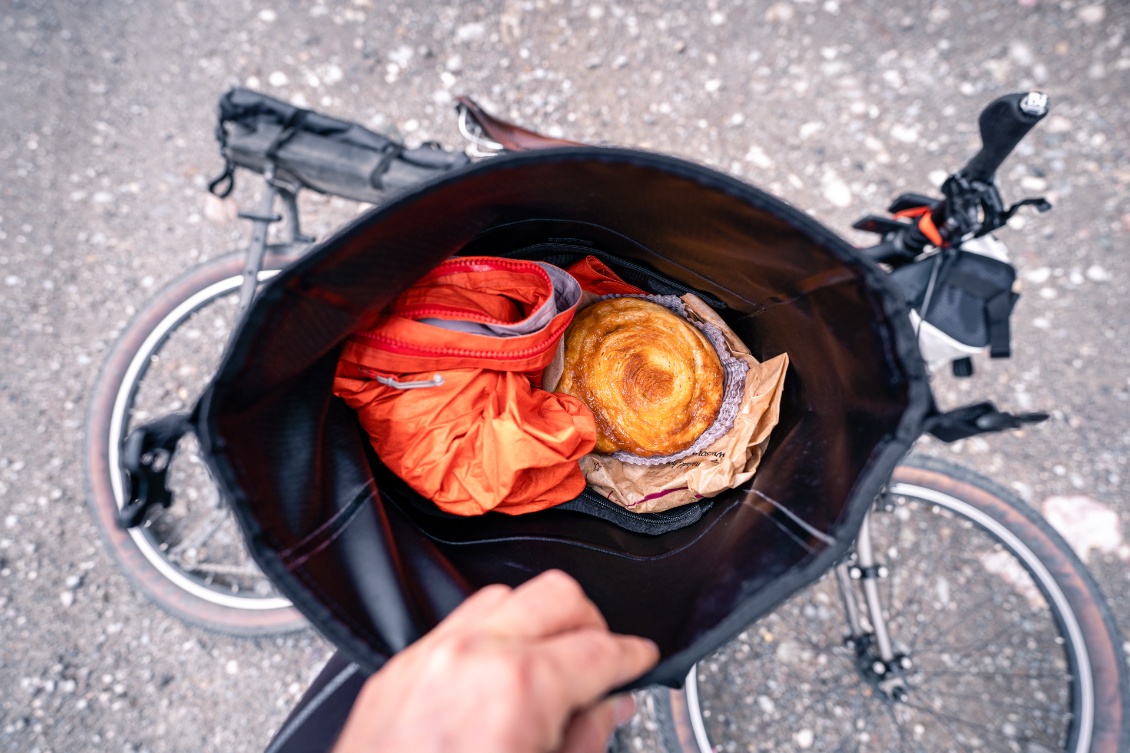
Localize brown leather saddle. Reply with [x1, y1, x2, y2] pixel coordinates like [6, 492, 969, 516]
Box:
[456, 96, 583, 151]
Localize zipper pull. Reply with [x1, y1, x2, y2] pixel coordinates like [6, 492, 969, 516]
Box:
[374, 373, 445, 390]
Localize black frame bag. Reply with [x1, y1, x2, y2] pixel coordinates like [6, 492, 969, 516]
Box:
[197, 148, 931, 687]
[209, 88, 469, 202]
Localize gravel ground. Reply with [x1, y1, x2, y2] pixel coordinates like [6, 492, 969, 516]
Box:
[1, 1, 1128, 751]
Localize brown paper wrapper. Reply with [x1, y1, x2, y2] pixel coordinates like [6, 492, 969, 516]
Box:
[549, 293, 788, 514]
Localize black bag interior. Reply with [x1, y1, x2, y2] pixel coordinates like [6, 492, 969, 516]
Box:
[199, 148, 931, 687]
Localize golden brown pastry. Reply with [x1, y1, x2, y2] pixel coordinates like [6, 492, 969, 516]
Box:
[557, 298, 724, 456]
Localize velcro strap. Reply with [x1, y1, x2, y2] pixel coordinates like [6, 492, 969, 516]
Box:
[986, 290, 1018, 358]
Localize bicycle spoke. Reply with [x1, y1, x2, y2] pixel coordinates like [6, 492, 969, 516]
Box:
[906, 586, 1005, 655]
[910, 619, 1023, 658]
[918, 666, 1072, 682]
[908, 683, 1069, 719]
[880, 701, 910, 753]
[896, 696, 980, 753]
[905, 684, 1065, 751]
[167, 509, 229, 557]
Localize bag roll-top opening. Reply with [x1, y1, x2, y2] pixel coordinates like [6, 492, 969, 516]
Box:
[200, 148, 931, 687]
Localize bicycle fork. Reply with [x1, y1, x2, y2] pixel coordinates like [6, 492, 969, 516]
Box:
[835, 495, 914, 701]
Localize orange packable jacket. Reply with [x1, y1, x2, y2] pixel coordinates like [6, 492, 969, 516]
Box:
[334, 257, 597, 516]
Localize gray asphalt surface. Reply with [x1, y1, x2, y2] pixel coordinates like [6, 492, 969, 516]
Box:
[2, 1, 1128, 751]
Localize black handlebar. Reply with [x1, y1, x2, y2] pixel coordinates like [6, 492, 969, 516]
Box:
[854, 91, 1051, 265]
[961, 92, 1049, 184]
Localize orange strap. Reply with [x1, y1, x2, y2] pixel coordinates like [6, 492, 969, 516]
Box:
[894, 206, 945, 248]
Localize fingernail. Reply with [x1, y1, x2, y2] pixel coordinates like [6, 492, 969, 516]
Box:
[614, 694, 637, 726]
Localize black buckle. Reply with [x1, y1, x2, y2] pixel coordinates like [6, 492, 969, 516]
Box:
[118, 414, 193, 530]
[925, 401, 1048, 443]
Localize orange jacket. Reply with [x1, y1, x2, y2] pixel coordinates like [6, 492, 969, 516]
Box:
[334, 257, 597, 516]
[563, 255, 645, 296]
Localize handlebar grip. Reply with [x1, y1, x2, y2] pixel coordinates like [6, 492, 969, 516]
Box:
[961, 92, 1049, 184]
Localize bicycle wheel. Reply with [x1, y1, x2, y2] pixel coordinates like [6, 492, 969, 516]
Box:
[656, 453, 1129, 753]
[85, 249, 308, 635]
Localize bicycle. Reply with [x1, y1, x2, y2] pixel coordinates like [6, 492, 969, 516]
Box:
[83, 90, 1129, 751]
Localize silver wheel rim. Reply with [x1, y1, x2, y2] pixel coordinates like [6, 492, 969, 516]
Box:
[106, 269, 291, 611]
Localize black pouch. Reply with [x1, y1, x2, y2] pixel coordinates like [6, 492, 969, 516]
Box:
[209, 88, 469, 202]
[195, 148, 932, 688]
[890, 248, 1019, 358]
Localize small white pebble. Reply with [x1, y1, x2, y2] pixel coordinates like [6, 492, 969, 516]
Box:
[1077, 4, 1106, 24]
[258, 9, 277, 22]
[389, 45, 413, 67]
[1086, 265, 1112, 282]
[799, 121, 823, 139]
[225, 660, 239, 675]
[268, 71, 288, 87]
[822, 173, 852, 208]
[745, 145, 774, 170]
[795, 728, 815, 749]
[455, 22, 485, 43]
[890, 124, 919, 144]
[60, 591, 74, 608]
[766, 3, 795, 22]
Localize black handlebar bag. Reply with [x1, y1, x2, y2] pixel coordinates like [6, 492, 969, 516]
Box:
[196, 147, 931, 687]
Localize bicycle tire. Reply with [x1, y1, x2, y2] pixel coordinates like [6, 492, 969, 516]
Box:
[656, 453, 1129, 753]
[85, 249, 308, 635]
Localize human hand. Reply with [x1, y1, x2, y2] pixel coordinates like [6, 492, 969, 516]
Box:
[331, 569, 660, 753]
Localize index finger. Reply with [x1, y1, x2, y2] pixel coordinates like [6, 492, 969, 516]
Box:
[536, 629, 660, 711]
[481, 570, 610, 640]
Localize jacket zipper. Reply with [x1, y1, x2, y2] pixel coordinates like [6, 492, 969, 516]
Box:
[350, 316, 571, 360]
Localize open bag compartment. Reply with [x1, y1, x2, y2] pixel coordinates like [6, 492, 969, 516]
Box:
[198, 148, 931, 687]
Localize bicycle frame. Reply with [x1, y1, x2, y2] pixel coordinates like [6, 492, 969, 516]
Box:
[233, 164, 312, 316]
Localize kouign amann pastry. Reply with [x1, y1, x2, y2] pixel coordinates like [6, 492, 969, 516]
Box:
[557, 297, 724, 456]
